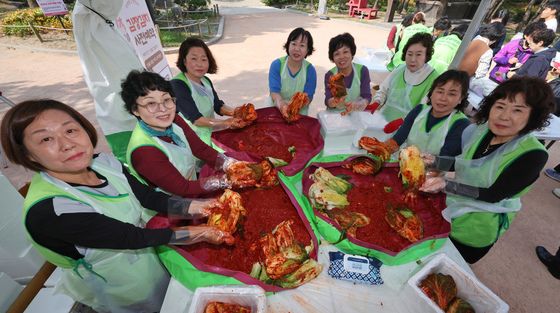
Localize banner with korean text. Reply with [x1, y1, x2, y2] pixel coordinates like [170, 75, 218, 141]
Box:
[36, 0, 68, 16]
[116, 0, 172, 79]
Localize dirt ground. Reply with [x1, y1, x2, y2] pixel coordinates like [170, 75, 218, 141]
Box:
[1, 1, 559, 312]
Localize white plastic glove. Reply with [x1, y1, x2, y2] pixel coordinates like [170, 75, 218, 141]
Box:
[419, 176, 446, 193]
[167, 196, 215, 219]
[199, 173, 231, 192]
[169, 225, 234, 245]
[215, 153, 237, 172]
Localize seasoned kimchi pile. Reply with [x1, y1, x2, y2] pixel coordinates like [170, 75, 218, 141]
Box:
[419, 273, 475, 313]
[204, 301, 251, 313]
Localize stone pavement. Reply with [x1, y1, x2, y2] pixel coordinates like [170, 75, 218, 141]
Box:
[0, 2, 559, 312]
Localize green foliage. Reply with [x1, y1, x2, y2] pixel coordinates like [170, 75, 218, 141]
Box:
[176, 0, 211, 10]
[1, 8, 72, 36]
[261, 0, 295, 8]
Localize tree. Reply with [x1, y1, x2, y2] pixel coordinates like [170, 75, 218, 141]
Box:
[27, 0, 38, 8]
[515, 0, 547, 32]
[483, 0, 506, 22]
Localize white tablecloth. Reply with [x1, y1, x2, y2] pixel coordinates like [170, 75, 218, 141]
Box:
[160, 239, 472, 313]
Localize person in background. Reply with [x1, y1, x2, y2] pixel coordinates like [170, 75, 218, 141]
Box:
[385, 70, 471, 157]
[489, 21, 547, 84]
[0, 100, 233, 312]
[540, 3, 559, 32]
[420, 77, 554, 264]
[268, 27, 317, 118]
[459, 23, 505, 97]
[387, 11, 429, 71]
[488, 9, 509, 55]
[122, 70, 239, 198]
[429, 24, 469, 74]
[372, 32, 439, 122]
[171, 37, 243, 145]
[431, 16, 452, 41]
[324, 32, 372, 112]
[511, 28, 557, 80]
[536, 245, 560, 279]
[387, 13, 414, 53]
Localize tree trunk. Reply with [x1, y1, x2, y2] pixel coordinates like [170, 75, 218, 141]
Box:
[483, 0, 505, 23]
[515, 0, 540, 32]
[27, 0, 38, 8]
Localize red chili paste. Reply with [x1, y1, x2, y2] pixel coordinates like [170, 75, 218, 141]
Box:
[180, 185, 312, 274]
[231, 124, 294, 162]
[316, 166, 447, 253]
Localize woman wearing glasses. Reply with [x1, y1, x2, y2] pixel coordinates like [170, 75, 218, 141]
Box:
[122, 70, 238, 197]
[170, 37, 243, 145]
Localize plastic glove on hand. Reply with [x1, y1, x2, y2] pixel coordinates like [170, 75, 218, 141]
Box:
[216, 154, 238, 172]
[383, 118, 404, 134]
[199, 174, 231, 192]
[171, 225, 235, 245]
[187, 198, 218, 217]
[420, 152, 436, 167]
[419, 176, 446, 193]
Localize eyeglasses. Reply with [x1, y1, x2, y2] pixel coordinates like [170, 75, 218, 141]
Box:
[137, 97, 176, 113]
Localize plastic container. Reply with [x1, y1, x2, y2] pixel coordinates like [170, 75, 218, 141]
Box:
[318, 111, 364, 155]
[407, 254, 509, 313]
[0, 272, 23, 312]
[187, 285, 266, 313]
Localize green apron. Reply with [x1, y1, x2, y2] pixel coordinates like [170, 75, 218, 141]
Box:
[380, 64, 438, 121]
[405, 105, 467, 155]
[329, 63, 363, 112]
[446, 124, 546, 247]
[267, 56, 311, 115]
[173, 72, 215, 145]
[429, 34, 462, 74]
[387, 23, 430, 71]
[126, 122, 197, 191]
[22, 153, 169, 313]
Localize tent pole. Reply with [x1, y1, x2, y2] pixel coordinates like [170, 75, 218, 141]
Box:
[449, 0, 493, 69]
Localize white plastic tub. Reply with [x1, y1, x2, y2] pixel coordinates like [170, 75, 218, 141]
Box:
[407, 254, 509, 313]
[187, 285, 266, 313]
[318, 111, 365, 156]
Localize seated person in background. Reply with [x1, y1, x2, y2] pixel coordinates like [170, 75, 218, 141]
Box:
[420, 77, 554, 264]
[387, 11, 429, 71]
[429, 24, 468, 74]
[386, 70, 471, 157]
[372, 32, 439, 122]
[430, 16, 451, 41]
[268, 27, 317, 118]
[541, 3, 559, 32]
[387, 13, 414, 53]
[511, 28, 557, 80]
[488, 9, 509, 55]
[324, 32, 371, 112]
[489, 21, 547, 84]
[123, 71, 237, 198]
[171, 38, 243, 145]
[459, 23, 505, 96]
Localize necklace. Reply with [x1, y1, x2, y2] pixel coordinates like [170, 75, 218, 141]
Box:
[482, 143, 493, 154]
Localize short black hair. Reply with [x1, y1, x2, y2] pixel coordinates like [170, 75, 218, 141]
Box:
[531, 28, 556, 47]
[491, 9, 509, 26]
[427, 70, 470, 112]
[283, 27, 314, 57]
[450, 24, 469, 40]
[434, 16, 451, 31]
[176, 37, 218, 74]
[328, 33, 356, 62]
[479, 22, 505, 42]
[401, 13, 415, 27]
[121, 70, 174, 115]
[401, 32, 434, 62]
[523, 21, 547, 37]
[474, 76, 555, 134]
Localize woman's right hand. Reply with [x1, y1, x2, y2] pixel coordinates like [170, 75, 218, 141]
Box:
[171, 225, 235, 245]
[328, 97, 346, 109]
[508, 57, 518, 64]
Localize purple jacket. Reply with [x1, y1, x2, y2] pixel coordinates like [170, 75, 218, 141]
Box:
[489, 39, 533, 83]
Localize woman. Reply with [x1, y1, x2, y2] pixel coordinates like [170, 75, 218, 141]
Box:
[170, 37, 243, 145]
[431, 16, 451, 41]
[372, 32, 440, 122]
[122, 70, 237, 198]
[384, 70, 471, 157]
[387, 11, 429, 71]
[324, 32, 371, 112]
[429, 24, 468, 74]
[489, 21, 546, 83]
[420, 77, 554, 264]
[268, 27, 317, 118]
[0, 100, 233, 312]
[386, 13, 414, 53]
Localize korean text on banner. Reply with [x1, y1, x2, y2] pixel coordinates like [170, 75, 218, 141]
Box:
[116, 0, 172, 79]
[36, 0, 68, 16]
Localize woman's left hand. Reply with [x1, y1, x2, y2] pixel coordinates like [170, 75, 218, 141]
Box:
[419, 176, 446, 193]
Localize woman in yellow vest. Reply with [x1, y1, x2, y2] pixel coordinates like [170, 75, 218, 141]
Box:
[324, 32, 372, 112]
[268, 27, 317, 118]
[372, 32, 440, 122]
[381, 69, 471, 157]
[170, 37, 243, 145]
[0, 100, 234, 312]
[420, 77, 554, 263]
[122, 70, 239, 198]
